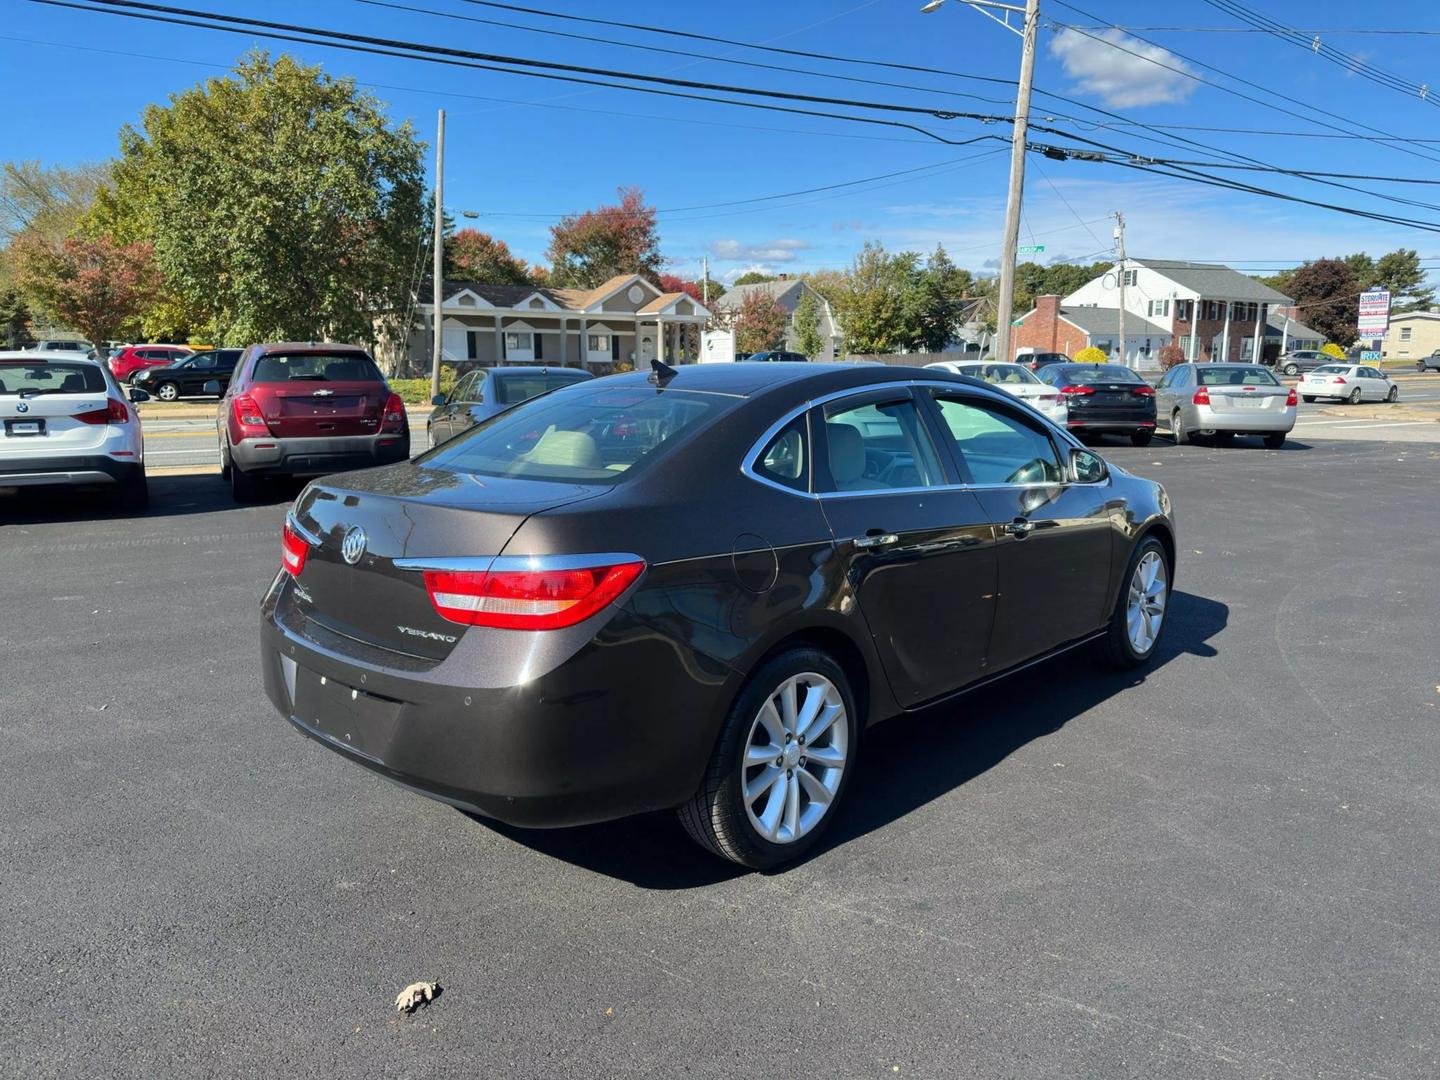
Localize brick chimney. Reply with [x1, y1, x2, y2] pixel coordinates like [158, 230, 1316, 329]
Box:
[1013, 294, 1064, 357]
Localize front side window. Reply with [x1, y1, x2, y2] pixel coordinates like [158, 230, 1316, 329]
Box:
[450, 371, 479, 403]
[817, 396, 943, 494]
[751, 415, 809, 493]
[930, 394, 1064, 486]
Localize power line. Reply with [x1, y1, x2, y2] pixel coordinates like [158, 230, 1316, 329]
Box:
[1048, 3, 1440, 167]
[1063, 25, 1440, 36]
[1047, 117, 1440, 143]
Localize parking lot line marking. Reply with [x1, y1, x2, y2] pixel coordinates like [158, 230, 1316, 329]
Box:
[143, 431, 212, 439]
[1310, 421, 1437, 430]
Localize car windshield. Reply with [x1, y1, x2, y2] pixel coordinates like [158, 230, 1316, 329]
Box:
[419, 384, 732, 485]
[250, 353, 384, 383]
[1197, 367, 1280, 387]
[0, 361, 106, 395]
[959, 363, 1041, 386]
[1057, 365, 1142, 384]
[1311, 364, 1348, 375]
[494, 371, 589, 405]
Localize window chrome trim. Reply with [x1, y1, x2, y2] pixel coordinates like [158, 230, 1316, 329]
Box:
[738, 378, 1082, 499]
[394, 552, 643, 573]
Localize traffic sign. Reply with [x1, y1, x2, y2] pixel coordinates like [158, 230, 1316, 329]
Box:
[1017, 245, 1045, 254]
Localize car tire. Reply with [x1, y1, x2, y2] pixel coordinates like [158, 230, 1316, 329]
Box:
[1094, 535, 1170, 669]
[1302, 395, 1316, 403]
[113, 467, 149, 511]
[1348, 387, 1362, 404]
[1387, 385, 1399, 402]
[1418, 362, 1426, 373]
[229, 459, 263, 502]
[1130, 430, 1153, 447]
[1264, 432, 1286, 449]
[155, 381, 179, 402]
[1283, 363, 1299, 376]
[679, 647, 858, 869]
[1172, 410, 1192, 446]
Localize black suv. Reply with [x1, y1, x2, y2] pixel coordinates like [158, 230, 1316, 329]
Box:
[133, 348, 243, 400]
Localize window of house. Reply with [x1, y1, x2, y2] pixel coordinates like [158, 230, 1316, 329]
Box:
[1147, 299, 1169, 318]
[1179, 335, 1191, 353]
[587, 334, 609, 353]
[505, 332, 532, 351]
[466, 331, 479, 360]
[1122, 269, 1137, 286]
[1401, 326, 1412, 341]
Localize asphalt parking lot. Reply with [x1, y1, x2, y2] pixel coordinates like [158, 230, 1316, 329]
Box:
[3, 434, 1439, 1078]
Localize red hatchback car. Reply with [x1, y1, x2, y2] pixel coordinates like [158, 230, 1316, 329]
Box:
[110, 344, 194, 384]
[213, 342, 409, 501]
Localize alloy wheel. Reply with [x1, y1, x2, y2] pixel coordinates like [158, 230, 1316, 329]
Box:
[1126, 550, 1168, 655]
[157, 383, 178, 401]
[741, 672, 848, 845]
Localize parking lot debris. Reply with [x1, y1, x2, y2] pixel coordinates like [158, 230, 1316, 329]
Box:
[394, 981, 441, 1014]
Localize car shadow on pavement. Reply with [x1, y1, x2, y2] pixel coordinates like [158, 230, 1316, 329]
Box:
[468, 589, 1229, 889]
[0, 472, 299, 524]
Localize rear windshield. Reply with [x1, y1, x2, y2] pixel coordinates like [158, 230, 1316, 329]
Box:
[960, 363, 1041, 386]
[494, 371, 590, 405]
[250, 352, 383, 383]
[1197, 367, 1280, 387]
[0, 361, 107, 395]
[1057, 365, 1143, 384]
[419, 384, 731, 484]
[1311, 364, 1348, 375]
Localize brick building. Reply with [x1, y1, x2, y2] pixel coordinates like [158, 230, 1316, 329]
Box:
[1013, 296, 1171, 365]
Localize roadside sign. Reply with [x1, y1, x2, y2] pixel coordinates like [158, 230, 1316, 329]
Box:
[1017, 245, 1045, 254]
[1358, 287, 1391, 337]
[1360, 350, 1382, 360]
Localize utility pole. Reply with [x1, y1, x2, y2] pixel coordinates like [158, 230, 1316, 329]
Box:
[702, 255, 709, 305]
[429, 108, 445, 400]
[1113, 210, 1128, 368]
[993, 0, 1040, 363]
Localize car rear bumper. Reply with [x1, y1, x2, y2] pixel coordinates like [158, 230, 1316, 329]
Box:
[260, 572, 732, 828]
[0, 454, 140, 487]
[1187, 404, 1296, 432]
[1066, 418, 1155, 433]
[232, 432, 410, 477]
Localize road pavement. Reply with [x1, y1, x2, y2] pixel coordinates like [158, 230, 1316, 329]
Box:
[2, 435, 1438, 1078]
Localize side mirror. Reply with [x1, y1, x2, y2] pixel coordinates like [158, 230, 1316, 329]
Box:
[202, 379, 221, 395]
[128, 387, 151, 403]
[431, 393, 447, 406]
[1069, 447, 1108, 484]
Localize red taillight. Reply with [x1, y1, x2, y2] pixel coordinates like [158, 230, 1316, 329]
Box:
[1285, 388, 1298, 406]
[1059, 385, 1095, 396]
[381, 391, 406, 431]
[1132, 385, 1155, 397]
[233, 393, 267, 434]
[75, 398, 130, 425]
[281, 521, 309, 577]
[1332, 377, 1347, 385]
[422, 558, 645, 629]
[1192, 386, 1211, 405]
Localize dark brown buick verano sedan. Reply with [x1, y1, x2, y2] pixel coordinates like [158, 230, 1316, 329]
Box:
[264, 363, 1175, 868]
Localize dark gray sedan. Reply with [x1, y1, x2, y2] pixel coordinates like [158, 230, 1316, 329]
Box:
[427, 365, 593, 447]
[267, 363, 1175, 868]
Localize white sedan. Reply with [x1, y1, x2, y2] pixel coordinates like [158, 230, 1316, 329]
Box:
[925, 360, 1068, 424]
[1296, 363, 1398, 405]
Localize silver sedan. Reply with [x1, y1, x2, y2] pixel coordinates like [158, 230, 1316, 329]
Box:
[1155, 363, 1297, 448]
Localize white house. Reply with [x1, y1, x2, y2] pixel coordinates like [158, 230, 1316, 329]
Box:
[710, 276, 842, 360]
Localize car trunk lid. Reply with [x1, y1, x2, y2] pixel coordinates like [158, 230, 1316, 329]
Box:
[255, 382, 384, 439]
[1204, 384, 1289, 411]
[287, 462, 607, 661]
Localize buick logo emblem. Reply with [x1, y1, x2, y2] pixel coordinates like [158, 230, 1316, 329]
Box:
[341, 526, 367, 565]
[15, 402, 28, 413]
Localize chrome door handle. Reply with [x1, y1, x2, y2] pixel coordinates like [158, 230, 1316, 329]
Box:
[1004, 518, 1033, 537]
[853, 533, 899, 549]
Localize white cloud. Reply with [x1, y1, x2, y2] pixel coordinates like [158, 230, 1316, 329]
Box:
[710, 238, 810, 262]
[1048, 28, 1197, 108]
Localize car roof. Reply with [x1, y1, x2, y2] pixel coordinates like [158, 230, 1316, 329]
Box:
[487, 366, 592, 377]
[598, 361, 985, 399]
[0, 350, 104, 366]
[247, 341, 371, 355]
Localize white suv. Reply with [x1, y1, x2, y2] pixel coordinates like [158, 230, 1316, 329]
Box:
[0, 351, 150, 509]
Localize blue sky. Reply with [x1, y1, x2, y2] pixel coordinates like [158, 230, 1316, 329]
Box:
[4, 0, 1439, 283]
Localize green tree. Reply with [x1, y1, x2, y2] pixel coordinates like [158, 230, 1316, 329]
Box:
[833, 241, 914, 354]
[791, 287, 824, 357]
[545, 186, 662, 288]
[732, 271, 776, 286]
[0, 285, 29, 347]
[1373, 248, 1434, 312]
[1, 160, 110, 247]
[445, 228, 532, 284]
[1343, 253, 1377, 291]
[92, 52, 426, 346]
[904, 245, 974, 352]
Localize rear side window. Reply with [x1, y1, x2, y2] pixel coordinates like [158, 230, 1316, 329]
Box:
[419, 384, 731, 485]
[817, 396, 944, 493]
[752, 415, 809, 493]
[250, 353, 384, 383]
[0, 362, 106, 395]
[1197, 367, 1279, 387]
[494, 372, 589, 405]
